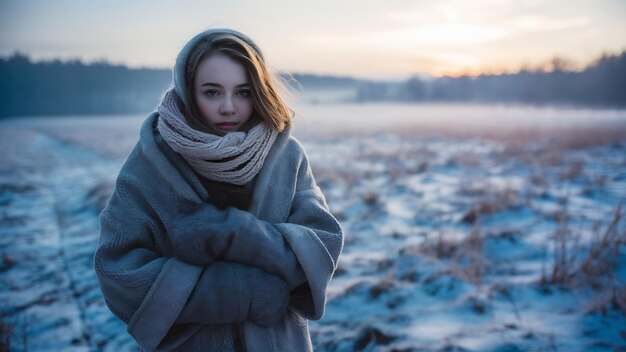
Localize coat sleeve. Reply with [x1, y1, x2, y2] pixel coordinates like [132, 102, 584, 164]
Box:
[271, 154, 344, 320]
[94, 173, 252, 351]
[232, 152, 344, 320]
[213, 184, 342, 321]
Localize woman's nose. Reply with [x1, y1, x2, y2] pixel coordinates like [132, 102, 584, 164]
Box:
[219, 97, 236, 115]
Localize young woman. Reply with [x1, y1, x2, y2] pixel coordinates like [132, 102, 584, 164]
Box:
[93, 28, 344, 351]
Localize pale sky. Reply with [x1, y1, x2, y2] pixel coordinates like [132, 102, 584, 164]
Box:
[1, 0, 625, 79]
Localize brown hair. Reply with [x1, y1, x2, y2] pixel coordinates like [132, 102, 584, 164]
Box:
[182, 32, 293, 133]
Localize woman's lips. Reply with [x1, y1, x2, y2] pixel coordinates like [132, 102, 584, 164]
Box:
[216, 122, 238, 130]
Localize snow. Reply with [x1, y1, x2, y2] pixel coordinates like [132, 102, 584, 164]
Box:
[1, 103, 626, 351]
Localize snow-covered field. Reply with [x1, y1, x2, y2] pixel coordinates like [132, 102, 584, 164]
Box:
[1, 103, 625, 351]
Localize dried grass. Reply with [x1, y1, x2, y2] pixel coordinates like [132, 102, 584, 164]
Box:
[450, 223, 487, 287]
[549, 204, 581, 285]
[545, 205, 626, 313]
[577, 207, 625, 290]
[461, 187, 522, 224]
[418, 223, 487, 287]
[417, 230, 458, 259]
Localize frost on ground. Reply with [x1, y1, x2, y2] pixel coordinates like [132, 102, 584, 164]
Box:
[1, 107, 625, 351]
[306, 131, 626, 352]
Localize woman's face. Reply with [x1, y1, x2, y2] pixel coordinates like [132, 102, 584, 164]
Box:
[193, 53, 254, 136]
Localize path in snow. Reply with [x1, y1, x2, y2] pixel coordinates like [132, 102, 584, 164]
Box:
[0, 125, 133, 351]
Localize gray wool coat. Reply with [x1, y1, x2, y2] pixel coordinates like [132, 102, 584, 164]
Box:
[93, 113, 344, 351]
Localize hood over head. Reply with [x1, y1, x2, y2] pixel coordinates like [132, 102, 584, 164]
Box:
[172, 28, 264, 107]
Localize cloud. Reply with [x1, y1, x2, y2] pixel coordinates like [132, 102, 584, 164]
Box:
[308, 22, 509, 50]
[507, 15, 591, 32]
[310, 13, 591, 52]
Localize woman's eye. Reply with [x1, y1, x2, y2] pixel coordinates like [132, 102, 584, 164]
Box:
[237, 90, 251, 97]
[203, 89, 220, 97]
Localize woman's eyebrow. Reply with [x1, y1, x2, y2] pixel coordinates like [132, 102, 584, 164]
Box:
[200, 82, 250, 88]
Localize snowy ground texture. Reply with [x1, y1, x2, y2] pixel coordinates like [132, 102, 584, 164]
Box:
[1, 104, 626, 351]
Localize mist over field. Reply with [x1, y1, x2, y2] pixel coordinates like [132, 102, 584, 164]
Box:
[1, 101, 625, 351]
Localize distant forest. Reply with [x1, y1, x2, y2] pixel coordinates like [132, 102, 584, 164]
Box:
[0, 54, 172, 118]
[357, 51, 626, 107]
[1, 50, 625, 118]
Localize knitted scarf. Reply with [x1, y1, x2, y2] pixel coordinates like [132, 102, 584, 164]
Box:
[156, 89, 278, 186]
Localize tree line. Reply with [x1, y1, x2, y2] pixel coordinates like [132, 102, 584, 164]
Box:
[357, 51, 626, 107]
[0, 54, 172, 118]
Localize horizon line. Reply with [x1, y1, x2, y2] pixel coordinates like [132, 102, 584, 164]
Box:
[2, 48, 625, 82]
